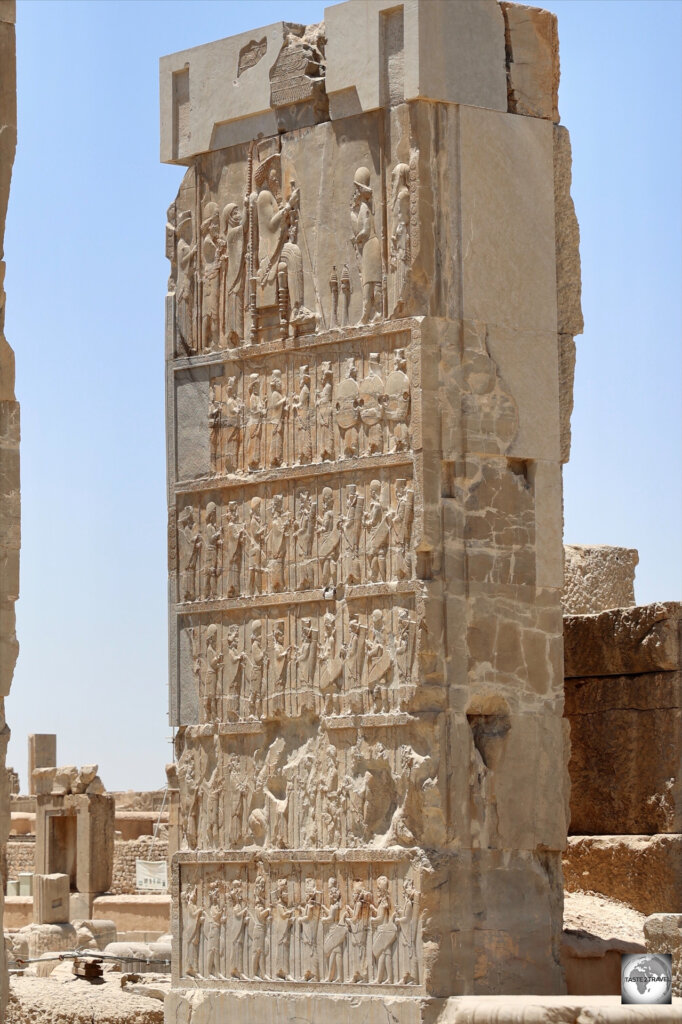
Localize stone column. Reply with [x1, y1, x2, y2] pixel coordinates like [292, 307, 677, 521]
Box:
[0, 0, 18, 1015]
[161, 2, 582, 1018]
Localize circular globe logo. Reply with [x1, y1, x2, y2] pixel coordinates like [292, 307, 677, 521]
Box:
[621, 954, 673, 1004]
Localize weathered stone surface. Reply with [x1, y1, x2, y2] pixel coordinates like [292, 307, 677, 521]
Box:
[7, 974, 165, 1023]
[566, 671, 682, 834]
[644, 914, 682, 998]
[563, 835, 682, 917]
[564, 602, 681, 678]
[32, 873, 70, 925]
[563, 544, 638, 615]
[161, 0, 580, 1011]
[0, 2, 17, 1016]
[27, 735, 56, 795]
[502, 3, 559, 122]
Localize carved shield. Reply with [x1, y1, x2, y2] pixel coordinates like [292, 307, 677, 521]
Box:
[385, 369, 410, 422]
[372, 921, 397, 957]
[359, 373, 384, 427]
[335, 376, 360, 430]
[367, 648, 392, 686]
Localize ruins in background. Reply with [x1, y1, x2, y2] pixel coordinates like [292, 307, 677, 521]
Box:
[161, 1, 582, 1017]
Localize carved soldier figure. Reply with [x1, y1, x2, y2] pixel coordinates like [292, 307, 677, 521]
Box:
[246, 374, 266, 471]
[224, 624, 245, 721]
[386, 348, 411, 452]
[178, 505, 201, 602]
[246, 619, 267, 720]
[291, 365, 313, 464]
[271, 620, 291, 716]
[364, 480, 390, 582]
[395, 878, 419, 984]
[296, 617, 318, 699]
[266, 494, 291, 593]
[201, 201, 223, 352]
[250, 869, 271, 980]
[292, 489, 316, 590]
[317, 486, 340, 589]
[339, 483, 364, 585]
[223, 199, 248, 347]
[359, 353, 386, 455]
[223, 376, 243, 473]
[389, 478, 414, 580]
[182, 884, 203, 978]
[395, 609, 416, 690]
[202, 759, 223, 849]
[208, 382, 222, 474]
[178, 752, 200, 850]
[346, 880, 372, 983]
[390, 163, 411, 298]
[319, 611, 343, 716]
[335, 358, 360, 459]
[322, 877, 347, 982]
[315, 361, 335, 461]
[224, 502, 245, 598]
[204, 879, 224, 978]
[227, 880, 249, 979]
[350, 167, 383, 324]
[343, 613, 366, 712]
[267, 369, 287, 468]
[175, 211, 197, 353]
[203, 623, 223, 721]
[202, 502, 223, 600]
[371, 875, 397, 984]
[299, 878, 322, 981]
[227, 755, 248, 844]
[246, 497, 266, 596]
[366, 609, 392, 712]
[273, 879, 295, 980]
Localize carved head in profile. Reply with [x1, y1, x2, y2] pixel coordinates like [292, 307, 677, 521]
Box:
[403, 878, 416, 901]
[249, 373, 260, 395]
[270, 369, 283, 393]
[251, 620, 263, 641]
[369, 479, 381, 500]
[349, 614, 360, 636]
[226, 376, 237, 396]
[178, 505, 194, 527]
[206, 501, 217, 523]
[276, 879, 289, 904]
[376, 874, 390, 900]
[394, 348, 407, 372]
[177, 211, 193, 242]
[202, 201, 220, 237]
[271, 493, 284, 515]
[299, 365, 310, 387]
[323, 611, 335, 637]
[250, 497, 262, 521]
[344, 357, 357, 381]
[321, 486, 333, 511]
[273, 621, 285, 645]
[391, 163, 410, 206]
[353, 166, 373, 201]
[206, 623, 219, 647]
[227, 624, 239, 649]
[372, 609, 384, 633]
[254, 154, 282, 197]
[227, 501, 239, 522]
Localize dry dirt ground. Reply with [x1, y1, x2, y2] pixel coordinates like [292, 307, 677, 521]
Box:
[7, 962, 165, 1023]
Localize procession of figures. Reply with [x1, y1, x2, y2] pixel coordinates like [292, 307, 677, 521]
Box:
[176, 473, 415, 605]
[176, 727, 439, 853]
[199, 345, 412, 480]
[183, 598, 418, 723]
[167, 145, 417, 353]
[180, 864, 421, 987]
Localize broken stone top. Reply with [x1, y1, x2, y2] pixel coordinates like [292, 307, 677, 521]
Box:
[160, 0, 559, 162]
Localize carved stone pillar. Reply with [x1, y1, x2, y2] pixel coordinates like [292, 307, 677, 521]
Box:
[161, 2, 582, 1018]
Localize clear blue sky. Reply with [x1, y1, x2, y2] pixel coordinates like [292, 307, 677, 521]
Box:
[4, 1, 680, 790]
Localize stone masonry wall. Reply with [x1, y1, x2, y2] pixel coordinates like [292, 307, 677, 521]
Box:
[0, 0, 18, 1016]
[111, 837, 169, 895]
[2, 838, 34, 887]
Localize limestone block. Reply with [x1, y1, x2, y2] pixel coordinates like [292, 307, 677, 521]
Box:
[32, 767, 56, 795]
[27, 734, 56, 795]
[325, 0, 507, 119]
[33, 873, 70, 925]
[553, 126, 584, 339]
[26, 921, 77, 960]
[562, 545, 638, 615]
[160, 22, 326, 163]
[564, 603, 681, 678]
[0, 3, 16, 26]
[93, 894, 171, 935]
[533, 461, 564, 589]
[501, 3, 559, 121]
[561, 931, 645, 997]
[564, 835, 682, 917]
[460, 107, 557, 335]
[52, 765, 77, 795]
[558, 333, 576, 464]
[644, 914, 682, 997]
[566, 671, 682, 834]
[72, 917, 117, 951]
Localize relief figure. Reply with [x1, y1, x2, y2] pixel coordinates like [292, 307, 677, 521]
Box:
[371, 875, 397, 984]
[298, 878, 322, 981]
[202, 623, 223, 721]
[292, 490, 316, 590]
[267, 369, 287, 468]
[250, 870, 271, 980]
[247, 498, 266, 596]
[201, 201, 223, 352]
[224, 624, 245, 721]
[291, 365, 313, 464]
[178, 505, 201, 602]
[335, 358, 360, 459]
[246, 374, 266, 471]
[389, 479, 414, 580]
[224, 502, 246, 598]
[273, 879, 295, 980]
[364, 479, 390, 582]
[315, 362, 334, 461]
[202, 502, 223, 600]
[227, 880, 249, 979]
[390, 163, 411, 298]
[317, 486, 340, 589]
[385, 348, 411, 452]
[176, 212, 197, 353]
[359, 353, 386, 455]
[223, 376, 244, 473]
[322, 877, 347, 982]
[395, 878, 419, 984]
[182, 884, 203, 977]
[339, 484, 364, 585]
[266, 494, 291, 593]
[350, 167, 383, 325]
[346, 880, 372, 983]
[223, 199, 248, 347]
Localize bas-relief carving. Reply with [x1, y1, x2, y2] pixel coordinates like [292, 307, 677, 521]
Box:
[350, 168, 383, 325]
[186, 341, 414, 481]
[176, 721, 438, 856]
[177, 857, 423, 988]
[174, 473, 416, 606]
[181, 599, 418, 725]
[389, 152, 419, 315]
